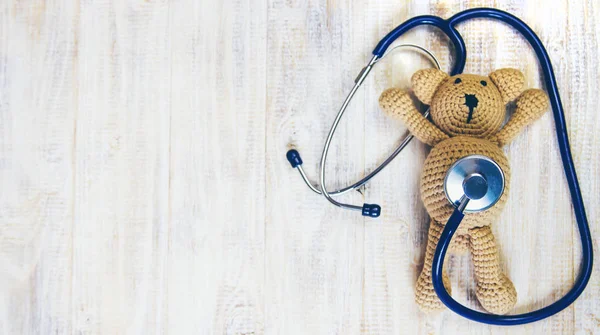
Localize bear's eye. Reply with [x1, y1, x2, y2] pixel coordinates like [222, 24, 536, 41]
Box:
[480, 80, 487, 86]
[454, 78, 462, 84]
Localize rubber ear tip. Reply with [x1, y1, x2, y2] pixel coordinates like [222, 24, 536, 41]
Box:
[362, 204, 381, 218]
[286, 149, 303, 168]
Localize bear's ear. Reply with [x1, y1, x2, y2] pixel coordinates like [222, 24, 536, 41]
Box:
[489, 68, 525, 103]
[411, 69, 449, 104]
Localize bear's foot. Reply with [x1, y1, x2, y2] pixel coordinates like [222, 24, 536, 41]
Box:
[475, 273, 517, 315]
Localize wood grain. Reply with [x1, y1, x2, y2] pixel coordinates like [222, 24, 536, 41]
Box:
[0, 0, 598, 334]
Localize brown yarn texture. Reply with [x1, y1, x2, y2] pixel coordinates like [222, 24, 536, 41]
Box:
[379, 68, 549, 315]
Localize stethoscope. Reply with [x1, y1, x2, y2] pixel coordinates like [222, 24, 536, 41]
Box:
[285, 8, 593, 326]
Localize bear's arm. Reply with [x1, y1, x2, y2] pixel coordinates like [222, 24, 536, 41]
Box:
[379, 88, 449, 147]
[488, 89, 549, 146]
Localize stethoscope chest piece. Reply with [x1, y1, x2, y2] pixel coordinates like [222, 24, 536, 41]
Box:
[444, 155, 505, 213]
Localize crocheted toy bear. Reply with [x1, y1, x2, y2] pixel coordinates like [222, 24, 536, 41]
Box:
[378, 68, 549, 314]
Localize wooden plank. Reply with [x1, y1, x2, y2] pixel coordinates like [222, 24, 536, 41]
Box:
[167, 0, 266, 333]
[566, 0, 600, 333]
[265, 0, 366, 333]
[0, 0, 597, 334]
[361, 1, 440, 334]
[0, 1, 78, 333]
[71, 1, 171, 333]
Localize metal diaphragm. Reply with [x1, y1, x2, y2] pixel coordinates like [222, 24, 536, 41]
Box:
[443, 155, 505, 213]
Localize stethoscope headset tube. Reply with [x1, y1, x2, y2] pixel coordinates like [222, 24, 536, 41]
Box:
[287, 44, 442, 217]
[286, 7, 593, 325]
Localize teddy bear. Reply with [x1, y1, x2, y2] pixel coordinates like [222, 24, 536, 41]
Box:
[378, 68, 549, 314]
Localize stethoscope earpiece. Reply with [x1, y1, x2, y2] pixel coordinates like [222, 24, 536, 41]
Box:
[286, 44, 440, 217]
[286, 149, 302, 168]
[287, 149, 381, 217]
[361, 203, 381, 218]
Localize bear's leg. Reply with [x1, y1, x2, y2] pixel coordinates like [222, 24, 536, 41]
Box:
[469, 225, 517, 314]
[449, 232, 470, 255]
[415, 220, 451, 312]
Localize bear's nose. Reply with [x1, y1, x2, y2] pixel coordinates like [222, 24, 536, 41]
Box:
[464, 94, 479, 123]
[464, 94, 478, 108]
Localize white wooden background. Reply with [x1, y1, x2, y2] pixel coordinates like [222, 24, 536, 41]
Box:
[0, 0, 598, 334]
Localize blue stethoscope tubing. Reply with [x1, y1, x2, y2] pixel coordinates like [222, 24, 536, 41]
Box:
[374, 8, 593, 325]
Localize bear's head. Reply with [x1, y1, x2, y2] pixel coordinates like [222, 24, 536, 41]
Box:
[411, 68, 524, 138]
